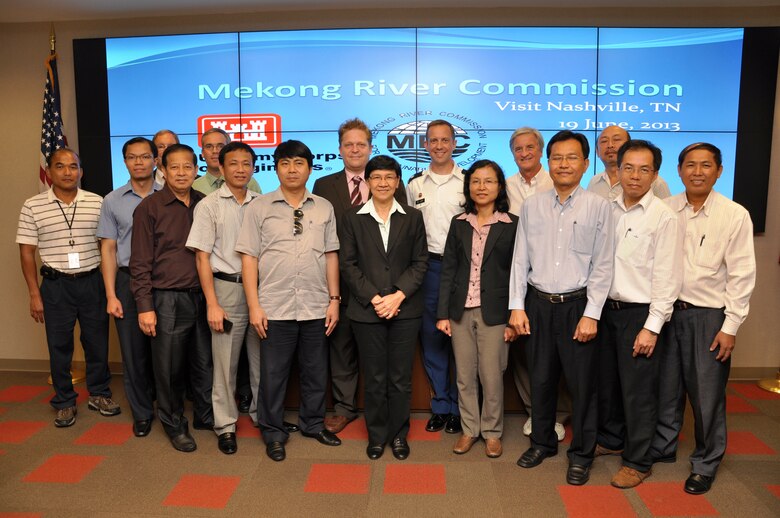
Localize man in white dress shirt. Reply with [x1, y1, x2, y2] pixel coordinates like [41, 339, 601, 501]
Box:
[595, 139, 683, 489]
[650, 142, 755, 495]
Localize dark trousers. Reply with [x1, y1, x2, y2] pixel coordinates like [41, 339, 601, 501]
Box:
[151, 289, 213, 437]
[114, 269, 155, 421]
[597, 304, 660, 472]
[41, 272, 111, 409]
[353, 318, 420, 445]
[236, 342, 252, 400]
[650, 306, 729, 477]
[258, 319, 328, 444]
[420, 258, 459, 415]
[525, 290, 598, 466]
[327, 308, 360, 419]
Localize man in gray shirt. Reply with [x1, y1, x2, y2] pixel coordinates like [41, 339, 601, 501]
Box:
[236, 140, 342, 462]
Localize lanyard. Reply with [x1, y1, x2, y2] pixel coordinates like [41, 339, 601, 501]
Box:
[55, 201, 77, 248]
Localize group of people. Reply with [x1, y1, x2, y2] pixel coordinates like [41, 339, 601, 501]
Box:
[17, 117, 755, 496]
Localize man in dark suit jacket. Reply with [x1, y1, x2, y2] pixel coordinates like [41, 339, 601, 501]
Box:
[312, 118, 407, 434]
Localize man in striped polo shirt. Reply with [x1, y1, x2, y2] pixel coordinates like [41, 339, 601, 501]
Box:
[17, 148, 121, 427]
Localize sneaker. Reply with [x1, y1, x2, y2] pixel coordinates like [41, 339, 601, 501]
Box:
[55, 406, 77, 427]
[555, 422, 566, 442]
[523, 417, 532, 436]
[88, 395, 121, 416]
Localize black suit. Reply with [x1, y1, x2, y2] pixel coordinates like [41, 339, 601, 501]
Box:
[437, 213, 519, 325]
[338, 203, 427, 444]
[312, 170, 406, 419]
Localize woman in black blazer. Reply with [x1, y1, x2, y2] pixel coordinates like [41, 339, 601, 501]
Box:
[339, 155, 428, 461]
[436, 159, 518, 458]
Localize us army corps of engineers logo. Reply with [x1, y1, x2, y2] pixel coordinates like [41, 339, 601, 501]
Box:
[374, 114, 488, 173]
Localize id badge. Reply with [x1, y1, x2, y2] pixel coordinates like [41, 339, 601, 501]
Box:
[68, 252, 80, 269]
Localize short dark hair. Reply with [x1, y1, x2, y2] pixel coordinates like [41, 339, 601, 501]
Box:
[617, 139, 662, 172]
[161, 143, 197, 168]
[47, 148, 80, 168]
[678, 142, 722, 167]
[425, 119, 455, 140]
[338, 118, 372, 145]
[273, 140, 314, 169]
[219, 141, 257, 166]
[122, 137, 157, 159]
[462, 159, 510, 215]
[364, 155, 401, 180]
[546, 130, 590, 159]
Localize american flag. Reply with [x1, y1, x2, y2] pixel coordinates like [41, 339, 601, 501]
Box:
[39, 53, 68, 192]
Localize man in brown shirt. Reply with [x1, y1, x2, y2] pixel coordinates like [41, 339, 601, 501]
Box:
[131, 143, 213, 453]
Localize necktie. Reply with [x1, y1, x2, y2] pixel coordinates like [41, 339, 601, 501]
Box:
[350, 176, 363, 206]
[215, 178, 225, 189]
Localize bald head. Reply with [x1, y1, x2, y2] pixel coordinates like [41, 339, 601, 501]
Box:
[596, 125, 630, 168]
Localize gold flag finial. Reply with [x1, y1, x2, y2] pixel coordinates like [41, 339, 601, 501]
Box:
[49, 23, 56, 54]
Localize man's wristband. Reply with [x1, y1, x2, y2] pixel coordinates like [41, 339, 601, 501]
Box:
[329, 295, 341, 301]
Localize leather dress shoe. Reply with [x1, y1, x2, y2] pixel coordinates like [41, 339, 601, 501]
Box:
[453, 435, 478, 454]
[567, 464, 591, 486]
[170, 432, 197, 453]
[684, 473, 714, 495]
[237, 394, 251, 414]
[133, 419, 152, 437]
[284, 421, 300, 433]
[324, 415, 356, 434]
[218, 432, 237, 455]
[266, 441, 286, 462]
[517, 447, 555, 468]
[366, 442, 385, 460]
[485, 438, 503, 458]
[425, 413, 448, 432]
[445, 414, 462, 434]
[391, 437, 410, 460]
[192, 420, 214, 431]
[302, 429, 342, 446]
[594, 444, 623, 457]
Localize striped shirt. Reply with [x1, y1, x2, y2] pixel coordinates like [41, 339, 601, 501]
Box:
[16, 188, 103, 273]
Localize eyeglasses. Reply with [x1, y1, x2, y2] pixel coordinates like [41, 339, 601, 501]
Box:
[125, 154, 153, 162]
[293, 208, 304, 236]
[549, 155, 583, 164]
[203, 143, 225, 152]
[368, 174, 398, 183]
[469, 178, 498, 187]
[620, 165, 655, 176]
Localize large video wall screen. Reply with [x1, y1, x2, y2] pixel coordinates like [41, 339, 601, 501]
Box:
[105, 27, 744, 196]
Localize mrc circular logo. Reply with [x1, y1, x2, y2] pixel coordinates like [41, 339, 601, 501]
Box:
[386, 120, 471, 165]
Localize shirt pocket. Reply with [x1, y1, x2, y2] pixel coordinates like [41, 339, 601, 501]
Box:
[694, 230, 725, 271]
[571, 223, 597, 255]
[308, 221, 326, 253]
[616, 233, 651, 267]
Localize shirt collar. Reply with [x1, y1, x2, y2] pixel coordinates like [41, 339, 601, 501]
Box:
[356, 197, 406, 217]
[120, 180, 162, 198]
[47, 187, 85, 204]
[552, 185, 582, 208]
[615, 188, 654, 212]
[269, 188, 314, 207]
[422, 164, 464, 181]
[217, 183, 260, 205]
[684, 190, 716, 217]
[457, 211, 512, 225]
[344, 170, 364, 184]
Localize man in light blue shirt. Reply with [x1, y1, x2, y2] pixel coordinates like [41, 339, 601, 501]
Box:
[509, 130, 614, 486]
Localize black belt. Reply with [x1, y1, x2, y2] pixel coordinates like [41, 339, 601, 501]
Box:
[214, 271, 243, 284]
[429, 252, 443, 261]
[118, 266, 131, 275]
[605, 299, 648, 310]
[40, 265, 98, 280]
[529, 285, 587, 304]
[153, 287, 202, 294]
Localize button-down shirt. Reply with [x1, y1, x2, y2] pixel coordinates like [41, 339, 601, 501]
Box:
[587, 171, 671, 202]
[16, 188, 103, 273]
[506, 167, 554, 216]
[459, 211, 513, 308]
[235, 189, 339, 321]
[193, 170, 262, 196]
[609, 190, 684, 333]
[97, 181, 161, 268]
[666, 191, 756, 335]
[356, 197, 406, 252]
[186, 184, 260, 274]
[130, 185, 204, 313]
[345, 170, 369, 204]
[509, 186, 614, 320]
[406, 164, 464, 254]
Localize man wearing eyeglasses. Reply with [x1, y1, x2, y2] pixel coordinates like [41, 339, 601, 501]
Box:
[313, 118, 407, 434]
[236, 140, 342, 462]
[193, 128, 263, 195]
[152, 129, 179, 185]
[509, 130, 614, 486]
[406, 119, 464, 435]
[588, 125, 671, 201]
[193, 127, 261, 417]
[595, 139, 683, 489]
[97, 137, 161, 437]
[131, 144, 213, 453]
[505, 126, 569, 443]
